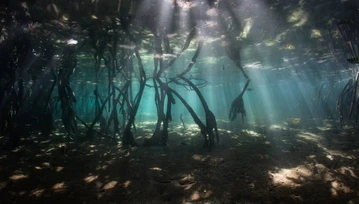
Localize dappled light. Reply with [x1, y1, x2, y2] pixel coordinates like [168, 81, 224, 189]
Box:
[52, 182, 67, 193]
[288, 9, 308, 27]
[9, 174, 28, 181]
[331, 180, 353, 196]
[56, 166, 64, 172]
[123, 180, 131, 188]
[150, 167, 162, 171]
[337, 166, 358, 178]
[84, 175, 99, 183]
[297, 131, 321, 142]
[270, 166, 313, 187]
[0, 118, 358, 203]
[245, 130, 262, 137]
[30, 188, 45, 197]
[190, 191, 201, 201]
[102, 181, 117, 190]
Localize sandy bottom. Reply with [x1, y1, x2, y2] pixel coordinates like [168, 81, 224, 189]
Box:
[0, 118, 359, 204]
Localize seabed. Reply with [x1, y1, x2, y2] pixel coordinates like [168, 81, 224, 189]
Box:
[1, 118, 358, 204]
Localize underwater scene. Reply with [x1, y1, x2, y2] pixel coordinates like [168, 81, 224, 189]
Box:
[1, 0, 359, 203]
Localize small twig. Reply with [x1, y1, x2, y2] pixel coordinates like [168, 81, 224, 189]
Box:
[180, 114, 186, 129]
